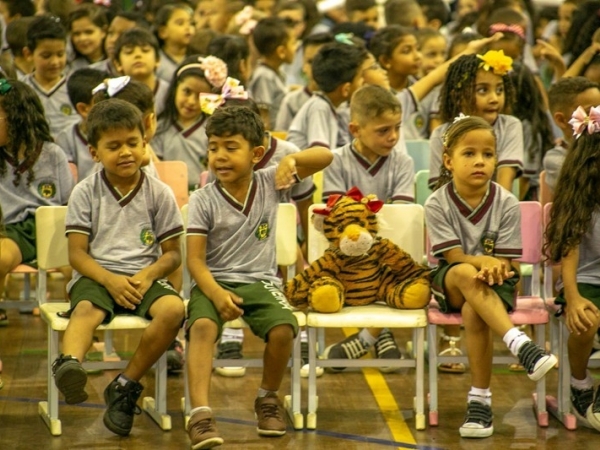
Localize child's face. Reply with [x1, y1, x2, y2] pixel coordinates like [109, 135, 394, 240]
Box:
[255, 0, 276, 16]
[117, 44, 159, 79]
[487, 37, 523, 61]
[351, 110, 401, 160]
[282, 31, 298, 64]
[443, 129, 497, 189]
[558, 2, 576, 38]
[175, 75, 212, 126]
[420, 36, 446, 76]
[105, 16, 137, 58]
[29, 39, 67, 83]
[457, 0, 478, 18]
[71, 17, 106, 60]
[207, 133, 261, 185]
[384, 35, 421, 77]
[471, 69, 505, 125]
[349, 7, 379, 30]
[347, 57, 373, 99]
[302, 43, 322, 84]
[194, 0, 212, 31]
[277, 9, 306, 39]
[160, 8, 194, 46]
[91, 126, 146, 182]
[361, 53, 389, 89]
[559, 88, 600, 138]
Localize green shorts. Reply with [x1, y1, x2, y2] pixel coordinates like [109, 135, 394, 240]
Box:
[5, 216, 36, 265]
[431, 261, 520, 313]
[69, 276, 181, 323]
[186, 280, 298, 341]
[555, 283, 600, 311]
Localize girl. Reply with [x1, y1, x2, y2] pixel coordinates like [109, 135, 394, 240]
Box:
[154, 4, 195, 82]
[546, 106, 600, 431]
[207, 35, 251, 85]
[417, 28, 447, 78]
[425, 115, 556, 438]
[0, 79, 74, 325]
[67, 4, 109, 72]
[154, 55, 228, 189]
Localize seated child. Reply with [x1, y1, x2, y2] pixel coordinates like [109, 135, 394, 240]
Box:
[154, 4, 195, 82]
[384, 0, 427, 29]
[5, 17, 34, 79]
[346, 0, 379, 29]
[185, 106, 332, 447]
[67, 3, 109, 72]
[52, 98, 185, 437]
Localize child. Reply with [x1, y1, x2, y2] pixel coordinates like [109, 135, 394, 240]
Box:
[546, 106, 600, 431]
[5, 17, 34, 79]
[346, 0, 379, 29]
[425, 115, 557, 438]
[427, 51, 523, 191]
[248, 17, 297, 129]
[52, 98, 185, 436]
[548, 0, 577, 53]
[384, 0, 427, 29]
[67, 4, 109, 72]
[185, 106, 332, 446]
[0, 0, 35, 57]
[55, 67, 110, 180]
[22, 14, 80, 138]
[418, 28, 447, 78]
[154, 3, 195, 82]
[153, 55, 228, 189]
[544, 77, 600, 193]
[113, 28, 170, 115]
[0, 79, 74, 326]
[207, 34, 251, 85]
[418, 0, 450, 31]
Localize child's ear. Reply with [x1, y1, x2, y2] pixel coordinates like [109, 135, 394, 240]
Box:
[75, 102, 91, 118]
[442, 151, 452, 171]
[252, 145, 265, 163]
[22, 46, 33, 61]
[553, 111, 568, 129]
[275, 44, 286, 61]
[379, 54, 391, 70]
[348, 120, 361, 138]
[89, 145, 99, 162]
[341, 81, 351, 99]
[113, 58, 125, 75]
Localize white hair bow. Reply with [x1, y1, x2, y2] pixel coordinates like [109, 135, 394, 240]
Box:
[92, 76, 131, 97]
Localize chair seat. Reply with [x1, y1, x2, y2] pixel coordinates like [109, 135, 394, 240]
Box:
[306, 304, 427, 328]
[225, 310, 306, 328]
[39, 303, 152, 332]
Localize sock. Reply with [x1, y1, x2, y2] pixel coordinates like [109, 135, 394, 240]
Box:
[221, 328, 244, 343]
[257, 388, 277, 398]
[190, 406, 212, 417]
[571, 372, 594, 390]
[300, 329, 308, 343]
[117, 373, 131, 386]
[502, 327, 531, 356]
[468, 387, 492, 406]
[359, 328, 377, 348]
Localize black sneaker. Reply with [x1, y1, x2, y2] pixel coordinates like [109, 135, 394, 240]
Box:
[103, 375, 143, 436]
[214, 340, 245, 377]
[323, 332, 369, 372]
[517, 340, 557, 381]
[570, 385, 594, 426]
[587, 386, 600, 431]
[52, 354, 88, 404]
[374, 330, 403, 373]
[167, 338, 185, 373]
[459, 401, 493, 438]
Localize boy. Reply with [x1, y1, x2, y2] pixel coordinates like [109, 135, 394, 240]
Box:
[384, 0, 427, 29]
[0, 0, 35, 58]
[322, 85, 414, 368]
[544, 77, 600, 192]
[55, 68, 109, 180]
[185, 106, 332, 447]
[22, 15, 79, 138]
[346, 0, 379, 29]
[249, 17, 297, 129]
[52, 98, 185, 437]
[5, 17, 34, 79]
[287, 41, 370, 150]
[113, 27, 169, 115]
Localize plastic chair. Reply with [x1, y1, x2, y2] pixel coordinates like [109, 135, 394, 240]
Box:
[35, 206, 171, 436]
[427, 201, 551, 427]
[198, 170, 209, 188]
[415, 169, 432, 207]
[405, 139, 430, 172]
[312, 170, 323, 203]
[154, 160, 189, 209]
[180, 203, 306, 429]
[305, 203, 428, 430]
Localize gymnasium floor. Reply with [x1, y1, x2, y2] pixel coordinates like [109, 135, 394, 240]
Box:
[1, 307, 599, 450]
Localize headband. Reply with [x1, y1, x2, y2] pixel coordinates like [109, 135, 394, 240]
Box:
[334, 33, 355, 46]
[176, 56, 228, 89]
[0, 79, 11, 95]
[477, 50, 513, 76]
[92, 76, 130, 97]
[199, 78, 249, 115]
[569, 105, 600, 139]
[488, 23, 525, 40]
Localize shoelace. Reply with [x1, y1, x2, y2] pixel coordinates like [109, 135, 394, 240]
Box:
[571, 387, 594, 415]
[51, 354, 76, 374]
[593, 389, 600, 413]
[341, 337, 368, 359]
[259, 401, 281, 419]
[464, 402, 492, 425]
[519, 342, 544, 373]
[217, 341, 243, 359]
[190, 416, 216, 434]
[110, 386, 142, 415]
[374, 332, 397, 356]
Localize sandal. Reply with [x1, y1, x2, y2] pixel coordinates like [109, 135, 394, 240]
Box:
[437, 334, 466, 374]
[0, 308, 7, 327]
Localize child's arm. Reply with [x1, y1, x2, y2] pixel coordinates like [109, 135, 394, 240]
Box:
[443, 248, 514, 286]
[563, 42, 600, 78]
[187, 234, 244, 321]
[131, 236, 182, 296]
[496, 167, 517, 192]
[561, 247, 600, 335]
[276, 146, 333, 189]
[534, 39, 566, 78]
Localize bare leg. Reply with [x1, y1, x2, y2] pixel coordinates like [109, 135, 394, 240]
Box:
[462, 302, 493, 388]
[0, 238, 22, 297]
[188, 318, 218, 407]
[568, 309, 600, 380]
[62, 300, 106, 362]
[261, 324, 294, 391]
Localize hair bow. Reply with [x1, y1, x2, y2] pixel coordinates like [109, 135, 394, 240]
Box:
[453, 113, 470, 124]
[0, 78, 12, 95]
[569, 105, 600, 138]
[91, 76, 130, 97]
[234, 6, 258, 36]
[477, 50, 513, 76]
[313, 186, 384, 216]
[334, 33, 355, 46]
[199, 77, 249, 115]
[177, 56, 228, 89]
[488, 23, 525, 40]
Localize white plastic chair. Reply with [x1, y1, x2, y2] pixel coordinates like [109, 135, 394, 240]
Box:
[305, 203, 428, 430]
[35, 206, 171, 436]
[406, 139, 430, 172]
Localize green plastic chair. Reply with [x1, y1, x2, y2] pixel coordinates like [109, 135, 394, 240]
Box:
[415, 170, 432, 206]
[406, 139, 430, 172]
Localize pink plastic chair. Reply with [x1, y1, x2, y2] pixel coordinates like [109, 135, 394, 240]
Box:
[199, 170, 209, 188]
[154, 160, 189, 209]
[427, 201, 551, 427]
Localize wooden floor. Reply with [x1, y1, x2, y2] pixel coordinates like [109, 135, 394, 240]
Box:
[1, 305, 600, 450]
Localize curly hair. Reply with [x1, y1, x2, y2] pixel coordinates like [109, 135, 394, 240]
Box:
[206, 105, 264, 149]
[545, 131, 600, 262]
[563, 1, 600, 67]
[439, 54, 514, 123]
[0, 80, 53, 187]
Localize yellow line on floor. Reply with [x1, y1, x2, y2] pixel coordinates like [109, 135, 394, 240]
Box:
[343, 327, 417, 447]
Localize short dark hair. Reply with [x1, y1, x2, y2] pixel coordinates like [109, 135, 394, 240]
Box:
[153, 3, 193, 47]
[312, 42, 368, 93]
[5, 17, 34, 57]
[206, 106, 264, 149]
[384, 0, 422, 27]
[87, 98, 145, 148]
[548, 76, 600, 114]
[112, 11, 149, 29]
[369, 25, 414, 61]
[114, 27, 160, 61]
[26, 15, 67, 51]
[67, 68, 110, 106]
[302, 31, 334, 47]
[418, 0, 449, 25]
[207, 35, 250, 83]
[91, 79, 155, 116]
[0, 0, 36, 18]
[252, 17, 292, 57]
[351, 84, 402, 124]
[68, 3, 109, 31]
[346, 0, 376, 13]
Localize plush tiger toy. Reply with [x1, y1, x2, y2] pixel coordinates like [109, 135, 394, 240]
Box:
[284, 187, 431, 313]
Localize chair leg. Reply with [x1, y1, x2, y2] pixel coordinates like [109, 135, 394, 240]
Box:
[415, 327, 426, 430]
[428, 324, 439, 426]
[284, 329, 303, 429]
[143, 352, 172, 430]
[182, 342, 191, 429]
[532, 324, 549, 427]
[306, 326, 318, 430]
[39, 327, 62, 436]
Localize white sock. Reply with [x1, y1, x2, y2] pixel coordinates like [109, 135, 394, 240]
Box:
[502, 327, 531, 356]
[221, 328, 244, 343]
[257, 388, 277, 398]
[571, 371, 594, 390]
[117, 373, 131, 386]
[468, 387, 492, 406]
[300, 329, 308, 343]
[359, 328, 377, 347]
[190, 406, 211, 417]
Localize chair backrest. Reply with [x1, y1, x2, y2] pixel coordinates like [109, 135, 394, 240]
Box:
[35, 206, 69, 270]
[415, 169, 432, 206]
[270, 131, 288, 140]
[154, 160, 189, 209]
[199, 171, 209, 188]
[539, 170, 553, 207]
[405, 139, 430, 172]
[312, 170, 323, 203]
[516, 201, 542, 264]
[308, 203, 425, 263]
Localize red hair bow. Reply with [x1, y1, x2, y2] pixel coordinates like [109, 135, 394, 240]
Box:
[313, 186, 384, 216]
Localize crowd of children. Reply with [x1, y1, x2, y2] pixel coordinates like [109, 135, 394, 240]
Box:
[0, 0, 600, 448]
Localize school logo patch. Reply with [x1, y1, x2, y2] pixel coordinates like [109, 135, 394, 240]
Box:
[255, 221, 270, 241]
[140, 228, 155, 246]
[60, 104, 73, 116]
[480, 230, 498, 256]
[413, 113, 425, 131]
[37, 181, 56, 198]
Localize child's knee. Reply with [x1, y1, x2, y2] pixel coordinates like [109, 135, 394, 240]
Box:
[189, 318, 218, 340]
[267, 323, 294, 344]
[450, 263, 478, 284]
[159, 298, 185, 326]
[71, 300, 103, 318]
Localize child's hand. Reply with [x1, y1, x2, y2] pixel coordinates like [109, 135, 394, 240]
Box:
[213, 289, 244, 321]
[580, 42, 600, 66]
[131, 270, 154, 297]
[534, 39, 564, 65]
[105, 274, 143, 310]
[565, 293, 600, 335]
[275, 156, 298, 190]
[464, 32, 504, 55]
[474, 256, 514, 286]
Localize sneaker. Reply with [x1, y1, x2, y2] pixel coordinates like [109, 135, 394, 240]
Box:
[517, 340, 557, 381]
[571, 385, 594, 426]
[52, 354, 88, 404]
[167, 338, 185, 373]
[374, 330, 403, 373]
[188, 410, 224, 449]
[300, 341, 324, 378]
[254, 393, 287, 436]
[323, 332, 369, 372]
[214, 340, 246, 377]
[587, 386, 600, 431]
[459, 401, 494, 438]
[103, 376, 143, 436]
